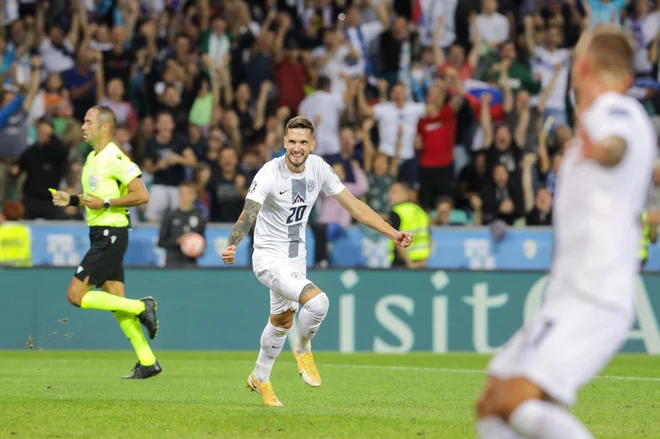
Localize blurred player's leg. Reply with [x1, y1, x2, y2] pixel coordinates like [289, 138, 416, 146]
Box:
[294, 283, 328, 387]
[508, 399, 594, 439]
[476, 377, 523, 439]
[476, 417, 522, 439]
[478, 294, 632, 439]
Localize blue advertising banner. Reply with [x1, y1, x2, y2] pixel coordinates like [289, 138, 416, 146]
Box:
[28, 222, 315, 268]
[2, 268, 660, 353]
[24, 222, 660, 270]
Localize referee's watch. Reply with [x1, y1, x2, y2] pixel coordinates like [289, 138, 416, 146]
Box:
[103, 199, 111, 209]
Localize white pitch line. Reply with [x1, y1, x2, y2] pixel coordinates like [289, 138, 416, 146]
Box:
[226, 360, 660, 382]
[11, 357, 660, 383]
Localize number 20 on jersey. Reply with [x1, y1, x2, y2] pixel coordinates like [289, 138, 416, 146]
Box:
[286, 206, 307, 224]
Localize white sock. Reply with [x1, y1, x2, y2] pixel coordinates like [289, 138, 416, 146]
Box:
[296, 293, 329, 355]
[253, 322, 289, 383]
[477, 416, 523, 439]
[509, 399, 595, 439]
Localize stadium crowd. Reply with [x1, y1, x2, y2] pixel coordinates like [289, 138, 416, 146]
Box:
[1, 0, 660, 233]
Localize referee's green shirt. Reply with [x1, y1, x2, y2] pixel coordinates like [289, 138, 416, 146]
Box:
[81, 142, 142, 227]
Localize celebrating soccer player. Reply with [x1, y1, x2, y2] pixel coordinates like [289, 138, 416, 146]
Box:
[221, 116, 414, 406]
[475, 25, 657, 439]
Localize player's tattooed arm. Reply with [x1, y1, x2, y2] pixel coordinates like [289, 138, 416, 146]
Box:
[228, 199, 261, 246]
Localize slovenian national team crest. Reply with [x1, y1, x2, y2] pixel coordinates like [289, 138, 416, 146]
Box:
[306, 180, 315, 193]
[293, 193, 305, 204]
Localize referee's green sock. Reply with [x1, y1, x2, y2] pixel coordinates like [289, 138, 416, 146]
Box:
[113, 312, 157, 366]
[80, 290, 145, 315]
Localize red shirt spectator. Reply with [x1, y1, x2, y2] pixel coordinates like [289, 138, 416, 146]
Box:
[417, 102, 459, 210]
[417, 104, 457, 168]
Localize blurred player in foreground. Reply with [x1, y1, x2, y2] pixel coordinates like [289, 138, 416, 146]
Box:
[52, 105, 161, 379]
[222, 116, 413, 406]
[475, 26, 657, 439]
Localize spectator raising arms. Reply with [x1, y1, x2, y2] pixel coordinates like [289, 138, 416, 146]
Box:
[1, 0, 658, 272]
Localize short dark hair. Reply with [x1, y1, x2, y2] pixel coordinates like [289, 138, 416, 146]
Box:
[392, 181, 411, 191]
[179, 180, 196, 188]
[91, 105, 117, 134]
[36, 116, 53, 128]
[285, 116, 315, 138]
[179, 180, 198, 194]
[316, 76, 331, 91]
[435, 196, 454, 207]
[156, 109, 174, 121]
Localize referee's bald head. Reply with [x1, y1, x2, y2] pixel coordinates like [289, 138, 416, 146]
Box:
[91, 105, 118, 135]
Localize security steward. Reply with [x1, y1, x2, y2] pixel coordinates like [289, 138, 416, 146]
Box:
[641, 210, 658, 270]
[387, 181, 431, 268]
[0, 200, 31, 267]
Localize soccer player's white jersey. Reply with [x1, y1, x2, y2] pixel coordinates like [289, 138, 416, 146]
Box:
[245, 154, 346, 262]
[487, 92, 657, 407]
[548, 91, 657, 313]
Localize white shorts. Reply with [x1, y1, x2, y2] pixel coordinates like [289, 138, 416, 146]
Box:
[253, 256, 310, 315]
[487, 294, 634, 407]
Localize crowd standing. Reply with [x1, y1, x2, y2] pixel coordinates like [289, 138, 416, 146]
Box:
[2, 0, 660, 266]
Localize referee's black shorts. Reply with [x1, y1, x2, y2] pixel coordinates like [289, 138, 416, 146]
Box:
[74, 226, 129, 287]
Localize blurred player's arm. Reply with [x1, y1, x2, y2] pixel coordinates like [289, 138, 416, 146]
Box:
[228, 200, 261, 247]
[334, 189, 412, 248]
[580, 132, 627, 168]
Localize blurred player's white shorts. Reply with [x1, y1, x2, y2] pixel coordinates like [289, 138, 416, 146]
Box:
[253, 255, 310, 314]
[487, 294, 635, 407]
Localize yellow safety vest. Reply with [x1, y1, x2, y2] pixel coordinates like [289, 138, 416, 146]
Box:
[0, 222, 32, 267]
[641, 210, 650, 263]
[389, 202, 431, 262]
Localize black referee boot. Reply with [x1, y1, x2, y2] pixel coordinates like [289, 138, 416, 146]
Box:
[122, 361, 162, 379]
[137, 297, 159, 339]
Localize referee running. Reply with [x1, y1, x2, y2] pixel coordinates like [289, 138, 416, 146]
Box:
[52, 105, 162, 379]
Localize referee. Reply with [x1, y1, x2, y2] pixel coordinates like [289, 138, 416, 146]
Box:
[52, 105, 162, 379]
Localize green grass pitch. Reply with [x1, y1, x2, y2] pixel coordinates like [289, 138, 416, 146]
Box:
[1, 351, 659, 438]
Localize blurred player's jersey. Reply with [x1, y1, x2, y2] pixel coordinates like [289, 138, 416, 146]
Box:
[550, 92, 657, 314]
[246, 155, 345, 262]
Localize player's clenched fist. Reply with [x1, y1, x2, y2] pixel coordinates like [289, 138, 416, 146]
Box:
[52, 191, 70, 207]
[394, 231, 414, 248]
[222, 245, 237, 265]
